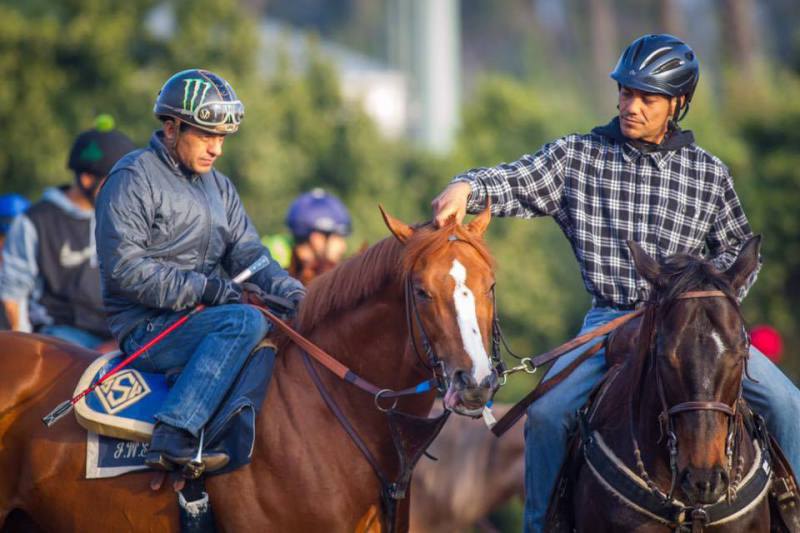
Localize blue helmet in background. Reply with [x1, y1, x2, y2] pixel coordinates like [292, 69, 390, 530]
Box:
[0, 193, 30, 234]
[611, 34, 699, 104]
[285, 189, 352, 241]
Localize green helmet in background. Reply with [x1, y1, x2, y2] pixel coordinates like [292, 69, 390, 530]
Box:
[154, 69, 244, 134]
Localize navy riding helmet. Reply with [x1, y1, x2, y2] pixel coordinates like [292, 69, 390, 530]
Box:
[154, 69, 244, 135]
[285, 189, 352, 242]
[611, 34, 699, 118]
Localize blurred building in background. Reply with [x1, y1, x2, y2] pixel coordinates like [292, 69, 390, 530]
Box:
[261, 0, 461, 153]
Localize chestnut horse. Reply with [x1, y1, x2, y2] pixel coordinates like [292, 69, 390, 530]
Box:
[0, 208, 499, 532]
[564, 238, 771, 531]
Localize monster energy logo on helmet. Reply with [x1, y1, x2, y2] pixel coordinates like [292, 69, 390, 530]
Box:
[154, 69, 244, 134]
[182, 79, 212, 113]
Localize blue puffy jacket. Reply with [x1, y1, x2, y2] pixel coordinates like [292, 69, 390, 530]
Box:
[95, 131, 302, 342]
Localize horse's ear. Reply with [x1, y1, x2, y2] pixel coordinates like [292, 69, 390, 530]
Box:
[466, 201, 491, 237]
[379, 205, 414, 244]
[723, 235, 762, 292]
[627, 240, 661, 286]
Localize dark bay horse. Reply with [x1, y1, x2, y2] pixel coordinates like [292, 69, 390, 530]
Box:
[0, 207, 499, 532]
[567, 237, 771, 532]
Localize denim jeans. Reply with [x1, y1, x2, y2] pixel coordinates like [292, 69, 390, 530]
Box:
[523, 306, 800, 532]
[121, 304, 269, 437]
[39, 324, 107, 349]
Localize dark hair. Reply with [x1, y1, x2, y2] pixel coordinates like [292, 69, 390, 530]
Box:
[159, 115, 192, 132]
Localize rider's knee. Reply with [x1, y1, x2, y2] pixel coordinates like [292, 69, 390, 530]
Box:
[217, 304, 269, 339]
[526, 397, 570, 437]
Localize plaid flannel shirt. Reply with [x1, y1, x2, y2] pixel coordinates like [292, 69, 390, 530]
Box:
[452, 128, 755, 307]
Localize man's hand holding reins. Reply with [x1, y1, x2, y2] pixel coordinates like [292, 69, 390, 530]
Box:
[431, 182, 471, 228]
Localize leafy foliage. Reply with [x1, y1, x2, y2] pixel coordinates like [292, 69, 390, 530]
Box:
[0, 0, 797, 386]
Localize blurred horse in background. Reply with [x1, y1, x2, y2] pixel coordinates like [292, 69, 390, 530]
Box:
[410, 404, 524, 533]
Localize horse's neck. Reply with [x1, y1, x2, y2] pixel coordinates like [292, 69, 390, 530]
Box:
[268, 279, 433, 427]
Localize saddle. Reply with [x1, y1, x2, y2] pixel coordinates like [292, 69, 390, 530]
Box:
[74, 339, 277, 476]
[544, 360, 800, 532]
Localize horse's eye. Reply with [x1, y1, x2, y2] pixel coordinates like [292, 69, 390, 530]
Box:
[487, 282, 496, 294]
[415, 286, 433, 300]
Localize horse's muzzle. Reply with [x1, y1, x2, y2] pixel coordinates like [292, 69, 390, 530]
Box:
[443, 370, 498, 417]
[680, 466, 729, 504]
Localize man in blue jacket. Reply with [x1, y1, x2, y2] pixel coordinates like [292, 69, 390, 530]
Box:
[95, 69, 305, 472]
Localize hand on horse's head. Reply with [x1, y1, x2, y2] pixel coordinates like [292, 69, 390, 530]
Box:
[431, 182, 472, 228]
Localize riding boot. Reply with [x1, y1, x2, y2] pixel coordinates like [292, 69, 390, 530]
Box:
[146, 423, 229, 473]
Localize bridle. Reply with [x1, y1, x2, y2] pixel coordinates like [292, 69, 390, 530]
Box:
[403, 233, 505, 397]
[631, 289, 751, 525]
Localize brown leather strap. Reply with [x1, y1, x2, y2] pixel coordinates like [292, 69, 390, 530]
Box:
[676, 290, 727, 300]
[256, 305, 439, 399]
[258, 307, 354, 381]
[531, 308, 644, 368]
[492, 341, 604, 437]
[668, 401, 735, 416]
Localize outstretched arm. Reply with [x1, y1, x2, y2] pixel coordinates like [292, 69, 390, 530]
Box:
[431, 138, 569, 228]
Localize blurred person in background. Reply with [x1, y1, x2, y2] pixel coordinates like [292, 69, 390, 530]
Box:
[96, 69, 305, 471]
[0, 116, 135, 349]
[0, 193, 31, 330]
[285, 188, 352, 285]
[430, 33, 800, 532]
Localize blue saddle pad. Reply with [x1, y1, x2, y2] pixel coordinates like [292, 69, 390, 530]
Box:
[74, 352, 170, 442]
[77, 345, 276, 479]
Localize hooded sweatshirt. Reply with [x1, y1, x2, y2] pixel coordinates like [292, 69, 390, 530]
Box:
[0, 186, 109, 336]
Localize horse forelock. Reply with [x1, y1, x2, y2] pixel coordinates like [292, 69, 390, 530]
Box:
[401, 222, 495, 275]
[656, 254, 737, 310]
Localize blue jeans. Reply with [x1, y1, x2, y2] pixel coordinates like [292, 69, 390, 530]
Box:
[121, 304, 269, 437]
[523, 307, 800, 532]
[39, 324, 107, 349]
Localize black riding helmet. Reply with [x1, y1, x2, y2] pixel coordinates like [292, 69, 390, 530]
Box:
[153, 69, 244, 134]
[610, 34, 699, 120]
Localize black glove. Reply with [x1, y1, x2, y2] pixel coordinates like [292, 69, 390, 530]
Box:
[202, 277, 243, 305]
[285, 288, 305, 310]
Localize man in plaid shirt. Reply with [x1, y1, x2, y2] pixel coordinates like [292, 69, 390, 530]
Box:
[432, 34, 800, 531]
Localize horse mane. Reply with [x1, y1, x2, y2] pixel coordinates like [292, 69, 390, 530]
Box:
[294, 220, 494, 333]
[295, 236, 403, 331]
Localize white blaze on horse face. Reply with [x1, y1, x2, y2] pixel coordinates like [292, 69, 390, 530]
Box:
[709, 331, 726, 356]
[449, 259, 492, 383]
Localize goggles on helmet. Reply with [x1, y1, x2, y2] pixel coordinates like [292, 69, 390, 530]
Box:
[194, 100, 244, 127]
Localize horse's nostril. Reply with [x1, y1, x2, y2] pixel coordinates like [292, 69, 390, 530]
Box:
[452, 369, 477, 390]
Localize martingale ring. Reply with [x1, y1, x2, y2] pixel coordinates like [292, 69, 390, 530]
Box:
[374, 389, 399, 412]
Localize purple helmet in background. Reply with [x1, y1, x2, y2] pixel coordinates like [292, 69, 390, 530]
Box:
[0, 193, 30, 234]
[285, 188, 352, 241]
